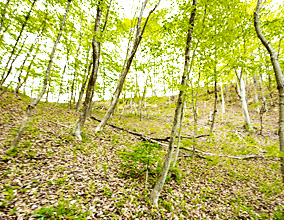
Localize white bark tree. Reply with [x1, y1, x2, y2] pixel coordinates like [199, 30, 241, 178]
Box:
[235, 69, 250, 129]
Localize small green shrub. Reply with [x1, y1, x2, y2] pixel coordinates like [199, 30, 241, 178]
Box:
[34, 199, 90, 219]
[118, 141, 164, 180]
[5, 147, 18, 157]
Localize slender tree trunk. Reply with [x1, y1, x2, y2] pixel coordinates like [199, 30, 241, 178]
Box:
[15, 27, 44, 94]
[76, 51, 92, 111]
[150, 0, 197, 206]
[10, 0, 71, 148]
[95, 0, 160, 133]
[57, 33, 72, 103]
[191, 71, 201, 156]
[252, 74, 260, 113]
[70, 14, 83, 108]
[73, 0, 105, 139]
[1, 35, 28, 86]
[235, 80, 242, 99]
[0, 0, 37, 86]
[254, 0, 284, 183]
[236, 71, 250, 129]
[172, 100, 185, 168]
[235, 67, 250, 129]
[209, 76, 218, 134]
[57, 64, 66, 103]
[45, 80, 51, 102]
[220, 81, 225, 116]
[16, 43, 41, 93]
[258, 70, 268, 111]
[140, 80, 148, 121]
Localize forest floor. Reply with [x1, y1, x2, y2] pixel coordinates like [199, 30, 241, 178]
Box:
[0, 90, 283, 219]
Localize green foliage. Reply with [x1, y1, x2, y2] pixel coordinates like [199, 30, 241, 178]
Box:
[33, 199, 90, 220]
[273, 207, 284, 220]
[5, 147, 18, 157]
[259, 181, 283, 196]
[118, 141, 164, 179]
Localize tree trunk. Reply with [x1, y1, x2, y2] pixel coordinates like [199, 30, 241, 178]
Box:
[16, 43, 41, 93]
[10, 0, 71, 148]
[76, 51, 92, 111]
[15, 26, 44, 94]
[45, 80, 51, 103]
[252, 74, 260, 113]
[70, 14, 83, 108]
[1, 35, 28, 86]
[235, 70, 250, 129]
[140, 79, 148, 121]
[172, 100, 185, 168]
[220, 81, 225, 117]
[150, 0, 197, 206]
[254, 0, 284, 183]
[258, 70, 268, 111]
[57, 64, 67, 103]
[0, 0, 37, 86]
[209, 76, 218, 134]
[95, 0, 160, 133]
[73, 0, 105, 139]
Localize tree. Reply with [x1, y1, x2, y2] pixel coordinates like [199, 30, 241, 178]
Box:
[150, 0, 197, 206]
[73, 0, 111, 139]
[254, 0, 284, 183]
[95, 0, 161, 133]
[10, 0, 72, 148]
[0, 0, 37, 87]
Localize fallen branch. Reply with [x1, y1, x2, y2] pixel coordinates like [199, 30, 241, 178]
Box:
[90, 116, 275, 160]
[91, 116, 208, 142]
[179, 146, 273, 160]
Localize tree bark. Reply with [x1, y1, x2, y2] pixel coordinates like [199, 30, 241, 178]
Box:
[254, 0, 284, 183]
[95, 0, 161, 133]
[220, 81, 225, 116]
[252, 74, 260, 113]
[3, 35, 29, 86]
[172, 100, 185, 168]
[11, 0, 71, 148]
[150, 0, 197, 206]
[56, 64, 67, 103]
[258, 70, 268, 111]
[235, 69, 250, 129]
[0, 0, 37, 86]
[209, 76, 218, 134]
[75, 49, 92, 111]
[70, 13, 83, 108]
[16, 43, 41, 93]
[73, 0, 105, 140]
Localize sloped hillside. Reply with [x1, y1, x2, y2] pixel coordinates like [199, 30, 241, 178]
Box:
[0, 91, 283, 219]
